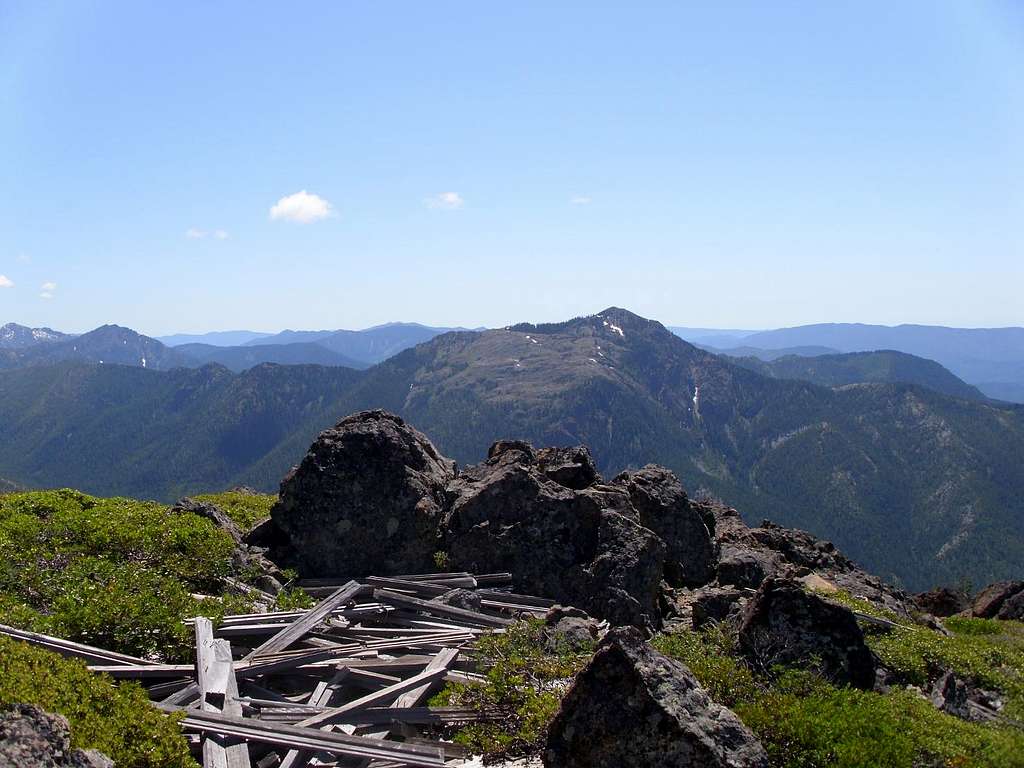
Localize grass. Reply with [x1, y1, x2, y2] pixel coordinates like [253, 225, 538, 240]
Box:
[0, 635, 194, 768]
[655, 623, 1024, 768]
[429, 618, 594, 756]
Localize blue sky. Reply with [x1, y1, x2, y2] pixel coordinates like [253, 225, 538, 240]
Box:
[1, 2, 1022, 335]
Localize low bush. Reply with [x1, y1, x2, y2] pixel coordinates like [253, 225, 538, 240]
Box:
[0, 635, 193, 768]
[429, 618, 591, 756]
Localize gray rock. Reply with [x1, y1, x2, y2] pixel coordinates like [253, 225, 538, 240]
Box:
[0, 704, 113, 768]
[914, 587, 970, 618]
[544, 627, 769, 768]
[444, 443, 667, 629]
[971, 580, 1024, 620]
[737, 577, 876, 689]
[269, 410, 455, 576]
[432, 588, 482, 612]
[690, 587, 746, 629]
[535, 446, 600, 490]
[613, 465, 717, 587]
[543, 606, 600, 652]
[929, 671, 970, 720]
[713, 506, 915, 617]
[171, 496, 244, 544]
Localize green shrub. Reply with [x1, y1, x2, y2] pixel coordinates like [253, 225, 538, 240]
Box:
[656, 626, 1024, 768]
[0, 489, 254, 660]
[193, 491, 275, 532]
[429, 619, 591, 756]
[0, 636, 193, 768]
[867, 620, 1024, 719]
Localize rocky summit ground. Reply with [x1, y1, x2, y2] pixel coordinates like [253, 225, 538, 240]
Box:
[1, 409, 1023, 767]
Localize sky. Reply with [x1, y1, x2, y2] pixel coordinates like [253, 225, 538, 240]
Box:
[1, 1, 1022, 335]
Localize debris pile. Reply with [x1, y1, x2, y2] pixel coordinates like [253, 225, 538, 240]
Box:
[1, 571, 561, 768]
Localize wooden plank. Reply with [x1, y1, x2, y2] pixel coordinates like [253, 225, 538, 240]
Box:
[89, 663, 195, 679]
[373, 589, 512, 629]
[245, 581, 363, 661]
[158, 706, 445, 767]
[363, 577, 449, 598]
[195, 617, 251, 768]
[474, 589, 555, 608]
[392, 648, 458, 709]
[0, 623, 151, 665]
[295, 667, 449, 729]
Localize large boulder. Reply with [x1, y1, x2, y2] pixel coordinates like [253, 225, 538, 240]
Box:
[544, 627, 769, 768]
[269, 410, 455, 576]
[0, 704, 112, 768]
[971, 581, 1024, 620]
[737, 578, 876, 689]
[613, 465, 717, 587]
[444, 442, 667, 628]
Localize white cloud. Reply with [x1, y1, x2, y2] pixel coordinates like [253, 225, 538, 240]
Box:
[570, 195, 592, 205]
[39, 291, 53, 300]
[269, 190, 334, 223]
[186, 228, 229, 240]
[41, 281, 57, 291]
[425, 192, 464, 210]
[0, 275, 12, 288]
[17, 253, 31, 264]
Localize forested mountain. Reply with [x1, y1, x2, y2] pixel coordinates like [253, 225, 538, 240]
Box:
[0, 324, 188, 370]
[729, 350, 987, 401]
[0, 323, 73, 348]
[1, 308, 1023, 590]
[174, 341, 366, 371]
[157, 329, 272, 347]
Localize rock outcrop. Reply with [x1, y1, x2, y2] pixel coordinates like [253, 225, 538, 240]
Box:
[971, 581, 1024, 620]
[544, 627, 769, 768]
[737, 577, 876, 689]
[914, 586, 970, 618]
[269, 410, 456, 576]
[542, 606, 600, 653]
[444, 441, 668, 628]
[0, 704, 112, 768]
[713, 506, 914, 617]
[613, 465, 716, 587]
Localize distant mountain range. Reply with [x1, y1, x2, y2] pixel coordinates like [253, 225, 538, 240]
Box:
[1, 309, 1022, 592]
[0, 322, 459, 373]
[672, 323, 1024, 403]
[730, 350, 987, 402]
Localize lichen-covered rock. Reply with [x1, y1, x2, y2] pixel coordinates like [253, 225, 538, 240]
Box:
[544, 627, 768, 768]
[971, 580, 1024, 620]
[542, 606, 600, 653]
[444, 443, 667, 629]
[269, 410, 455, 576]
[713, 506, 914, 617]
[0, 704, 113, 768]
[432, 588, 482, 611]
[690, 586, 746, 629]
[171, 496, 244, 544]
[613, 465, 717, 587]
[737, 577, 876, 689]
[535, 446, 600, 490]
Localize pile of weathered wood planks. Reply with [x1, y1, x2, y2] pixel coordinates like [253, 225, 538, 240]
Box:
[0, 571, 555, 768]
